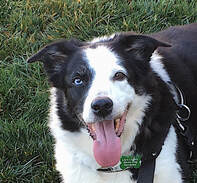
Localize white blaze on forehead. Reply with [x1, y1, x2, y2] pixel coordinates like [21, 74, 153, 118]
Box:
[84, 45, 126, 79]
[82, 45, 135, 123]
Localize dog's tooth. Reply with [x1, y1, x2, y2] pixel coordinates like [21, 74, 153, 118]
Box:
[115, 118, 120, 124]
[92, 124, 96, 132]
[115, 119, 120, 132]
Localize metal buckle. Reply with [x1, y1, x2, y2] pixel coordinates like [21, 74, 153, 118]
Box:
[176, 104, 191, 121]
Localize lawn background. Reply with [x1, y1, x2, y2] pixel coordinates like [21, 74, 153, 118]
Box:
[0, 0, 197, 182]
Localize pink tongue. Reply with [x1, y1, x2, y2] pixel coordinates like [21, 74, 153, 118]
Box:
[93, 120, 121, 167]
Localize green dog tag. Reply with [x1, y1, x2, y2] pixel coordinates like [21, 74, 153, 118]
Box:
[97, 154, 142, 173]
[120, 154, 141, 170]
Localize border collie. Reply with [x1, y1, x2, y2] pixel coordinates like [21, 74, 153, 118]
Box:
[28, 23, 197, 183]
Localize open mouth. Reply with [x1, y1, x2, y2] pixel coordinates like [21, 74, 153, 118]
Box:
[86, 107, 129, 168]
[87, 113, 127, 140]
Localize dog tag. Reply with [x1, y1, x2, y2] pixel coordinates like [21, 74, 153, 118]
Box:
[97, 154, 141, 173]
[120, 154, 141, 169]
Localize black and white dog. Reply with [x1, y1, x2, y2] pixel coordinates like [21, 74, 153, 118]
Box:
[28, 23, 197, 183]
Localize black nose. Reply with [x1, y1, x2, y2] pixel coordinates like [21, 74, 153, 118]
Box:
[91, 97, 113, 117]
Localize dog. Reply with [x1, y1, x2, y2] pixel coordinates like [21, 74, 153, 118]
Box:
[28, 23, 197, 183]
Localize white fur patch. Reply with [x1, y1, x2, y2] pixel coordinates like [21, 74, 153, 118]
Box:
[154, 126, 182, 183]
[150, 51, 179, 103]
[90, 34, 116, 44]
[150, 51, 171, 83]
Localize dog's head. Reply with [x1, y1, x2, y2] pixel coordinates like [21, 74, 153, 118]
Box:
[28, 34, 169, 167]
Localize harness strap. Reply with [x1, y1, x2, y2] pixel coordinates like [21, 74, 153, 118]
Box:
[137, 159, 156, 183]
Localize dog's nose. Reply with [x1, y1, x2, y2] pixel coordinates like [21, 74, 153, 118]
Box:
[91, 97, 113, 117]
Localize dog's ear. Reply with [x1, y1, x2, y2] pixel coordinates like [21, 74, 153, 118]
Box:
[116, 34, 171, 60]
[27, 39, 83, 64]
[27, 39, 84, 88]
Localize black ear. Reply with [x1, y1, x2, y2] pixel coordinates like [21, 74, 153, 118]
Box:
[27, 39, 83, 63]
[116, 34, 171, 60]
[27, 39, 84, 88]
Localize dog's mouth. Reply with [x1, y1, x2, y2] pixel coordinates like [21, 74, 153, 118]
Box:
[87, 113, 127, 140]
[86, 107, 129, 168]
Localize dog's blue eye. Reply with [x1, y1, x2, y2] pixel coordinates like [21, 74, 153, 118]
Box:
[73, 78, 83, 86]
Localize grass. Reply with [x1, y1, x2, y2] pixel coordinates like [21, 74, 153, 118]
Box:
[0, 0, 197, 182]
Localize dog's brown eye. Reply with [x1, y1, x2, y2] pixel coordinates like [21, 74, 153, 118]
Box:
[113, 72, 127, 81]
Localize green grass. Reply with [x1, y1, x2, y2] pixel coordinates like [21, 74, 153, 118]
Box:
[0, 0, 197, 182]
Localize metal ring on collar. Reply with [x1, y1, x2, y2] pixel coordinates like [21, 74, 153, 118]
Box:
[176, 104, 191, 121]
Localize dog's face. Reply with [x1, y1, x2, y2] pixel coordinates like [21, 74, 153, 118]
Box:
[28, 34, 169, 168]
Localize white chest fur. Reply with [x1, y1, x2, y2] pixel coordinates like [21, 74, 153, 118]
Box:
[53, 126, 182, 183]
[55, 147, 134, 183]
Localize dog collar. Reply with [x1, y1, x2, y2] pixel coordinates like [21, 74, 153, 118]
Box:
[97, 154, 142, 173]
